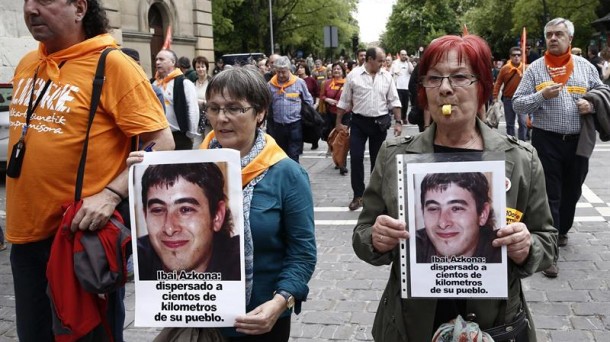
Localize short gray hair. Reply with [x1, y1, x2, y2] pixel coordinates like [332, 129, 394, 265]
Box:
[205, 68, 271, 127]
[274, 56, 291, 70]
[545, 18, 574, 37]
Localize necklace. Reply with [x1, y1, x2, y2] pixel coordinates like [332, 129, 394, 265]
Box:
[196, 78, 207, 87]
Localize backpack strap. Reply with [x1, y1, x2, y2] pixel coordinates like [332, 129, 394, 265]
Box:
[74, 47, 117, 202]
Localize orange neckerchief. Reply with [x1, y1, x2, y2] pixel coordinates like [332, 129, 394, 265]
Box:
[506, 60, 523, 77]
[155, 68, 183, 90]
[30, 34, 117, 83]
[544, 48, 574, 85]
[201, 131, 288, 187]
[270, 74, 297, 94]
[329, 78, 345, 90]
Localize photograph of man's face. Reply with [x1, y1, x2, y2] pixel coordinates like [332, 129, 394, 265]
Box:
[138, 162, 238, 278]
[416, 172, 498, 262]
[144, 176, 226, 273]
[422, 181, 490, 257]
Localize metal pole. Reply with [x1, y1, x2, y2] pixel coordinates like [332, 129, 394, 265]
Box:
[269, 0, 274, 54]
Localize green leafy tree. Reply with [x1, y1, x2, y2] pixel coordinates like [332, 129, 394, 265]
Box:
[212, 0, 359, 60]
[380, 0, 468, 55]
[463, 0, 519, 59]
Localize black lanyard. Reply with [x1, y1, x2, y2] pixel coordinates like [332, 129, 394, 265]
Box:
[20, 61, 66, 141]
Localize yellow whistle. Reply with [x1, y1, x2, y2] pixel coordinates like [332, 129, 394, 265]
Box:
[442, 104, 452, 115]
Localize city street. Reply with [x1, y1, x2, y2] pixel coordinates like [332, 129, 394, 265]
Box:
[1, 123, 610, 341]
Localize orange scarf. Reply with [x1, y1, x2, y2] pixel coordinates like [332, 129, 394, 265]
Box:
[506, 61, 523, 77]
[269, 74, 297, 94]
[544, 48, 574, 85]
[25, 34, 117, 83]
[155, 68, 183, 91]
[329, 78, 345, 90]
[201, 131, 288, 187]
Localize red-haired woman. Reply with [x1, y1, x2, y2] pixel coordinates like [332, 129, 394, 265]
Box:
[352, 35, 556, 341]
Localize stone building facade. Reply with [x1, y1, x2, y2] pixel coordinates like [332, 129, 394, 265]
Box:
[0, 0, 213, 83]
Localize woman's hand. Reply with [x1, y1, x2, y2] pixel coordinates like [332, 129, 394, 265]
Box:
[325, 98, 337, 106]
[492, 222, 532, 265]
[371, 215, 409, 253]
[234, 296, 285, 335]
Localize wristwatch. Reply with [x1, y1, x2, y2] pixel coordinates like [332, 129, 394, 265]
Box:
[273, 290, 295, 309]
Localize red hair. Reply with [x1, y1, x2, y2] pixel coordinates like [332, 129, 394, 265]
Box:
[417, 35, 493, 111]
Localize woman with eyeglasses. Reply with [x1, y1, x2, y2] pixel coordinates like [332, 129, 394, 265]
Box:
[204, 67, 316, 341]
[352, 35, 556, 341]
[128, 67, 316, 342]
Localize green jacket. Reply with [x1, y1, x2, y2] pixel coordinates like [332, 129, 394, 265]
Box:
[352, 120, 557, 342]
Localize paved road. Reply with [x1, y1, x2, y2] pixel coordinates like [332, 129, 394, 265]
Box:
[1, 124, 610, 341]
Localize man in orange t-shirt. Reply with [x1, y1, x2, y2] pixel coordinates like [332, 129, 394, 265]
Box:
[493, 46, 526, 140]
[8, 0, 174, 341]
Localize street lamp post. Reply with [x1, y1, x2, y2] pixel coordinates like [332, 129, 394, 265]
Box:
[269, 0, 274, 54]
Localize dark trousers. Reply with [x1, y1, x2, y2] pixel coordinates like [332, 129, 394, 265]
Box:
[10, 236, 126, 342]
[531, 128, 589, 238]
[172, 131, 193, 150]
[229, 316, 291, 342]
[270, 120, 303, 163]
[398, 89, 410, 121]
[350, 114, 388, 197]
[502, 98, 527, 140]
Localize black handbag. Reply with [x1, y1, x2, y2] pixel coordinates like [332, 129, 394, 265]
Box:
[483, 310, 529, 342]
[374, 114, 392, 133]
[300, 99, 324, 144]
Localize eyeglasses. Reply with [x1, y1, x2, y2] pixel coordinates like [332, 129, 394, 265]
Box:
[511, 54, 521, 57]
[207, 105, 253, 117]
[420, 74, 479, 88]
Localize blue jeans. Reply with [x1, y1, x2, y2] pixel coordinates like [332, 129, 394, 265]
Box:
[270, 120, 303, 163]
[10, 236, 126, 342]
[502, 98, 527, 140]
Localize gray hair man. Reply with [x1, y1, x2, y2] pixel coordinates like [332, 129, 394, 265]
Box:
[267, 56, 314, 162]
[513, 17, 608, 277]
[153, 49, 201, 150]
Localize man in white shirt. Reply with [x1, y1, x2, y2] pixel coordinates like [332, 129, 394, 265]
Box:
[336, 47, 402, 210]
[154, 49, 200, 149]
[391, 50, 414, 123]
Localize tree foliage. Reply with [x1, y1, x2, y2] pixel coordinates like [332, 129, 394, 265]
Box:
[212, 0, 359, 59]
[382, 0, 607, 59]
[380, 0, 463, 55]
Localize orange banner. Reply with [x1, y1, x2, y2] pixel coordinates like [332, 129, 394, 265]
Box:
[521, 27, 527, 67]
[162, 25, 172, 50]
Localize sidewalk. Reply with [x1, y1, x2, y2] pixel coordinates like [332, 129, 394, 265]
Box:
[1, 124, 610, 341]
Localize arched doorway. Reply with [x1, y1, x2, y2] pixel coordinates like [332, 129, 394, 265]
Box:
[148, 3, 167, 76]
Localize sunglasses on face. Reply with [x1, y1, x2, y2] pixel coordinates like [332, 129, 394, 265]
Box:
[511, 54, 521, 57]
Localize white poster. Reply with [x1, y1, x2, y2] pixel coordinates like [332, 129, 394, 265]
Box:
[129, 149, 245, 327]
[398, 153, 508, 299]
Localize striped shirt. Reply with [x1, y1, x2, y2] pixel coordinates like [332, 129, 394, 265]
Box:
[337, 66, 401, 117]
[513, 55, 607, 134]
[268, 77, 314, 124]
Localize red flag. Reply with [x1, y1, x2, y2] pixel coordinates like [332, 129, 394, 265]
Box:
[462, 24, 469, 36]
[162, 25, 172, 50]
[521, 27, 527, 67]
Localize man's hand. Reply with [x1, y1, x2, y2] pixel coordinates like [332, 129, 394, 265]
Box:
[541, 83, 563, 99]
[371, 215, 409, 253]
[576, 98, 594, 115]
[234, 296, 285, 335]
[393, 122, 402, 137]
[492, 222, 532, 265]
[70, 189, 122, 232]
